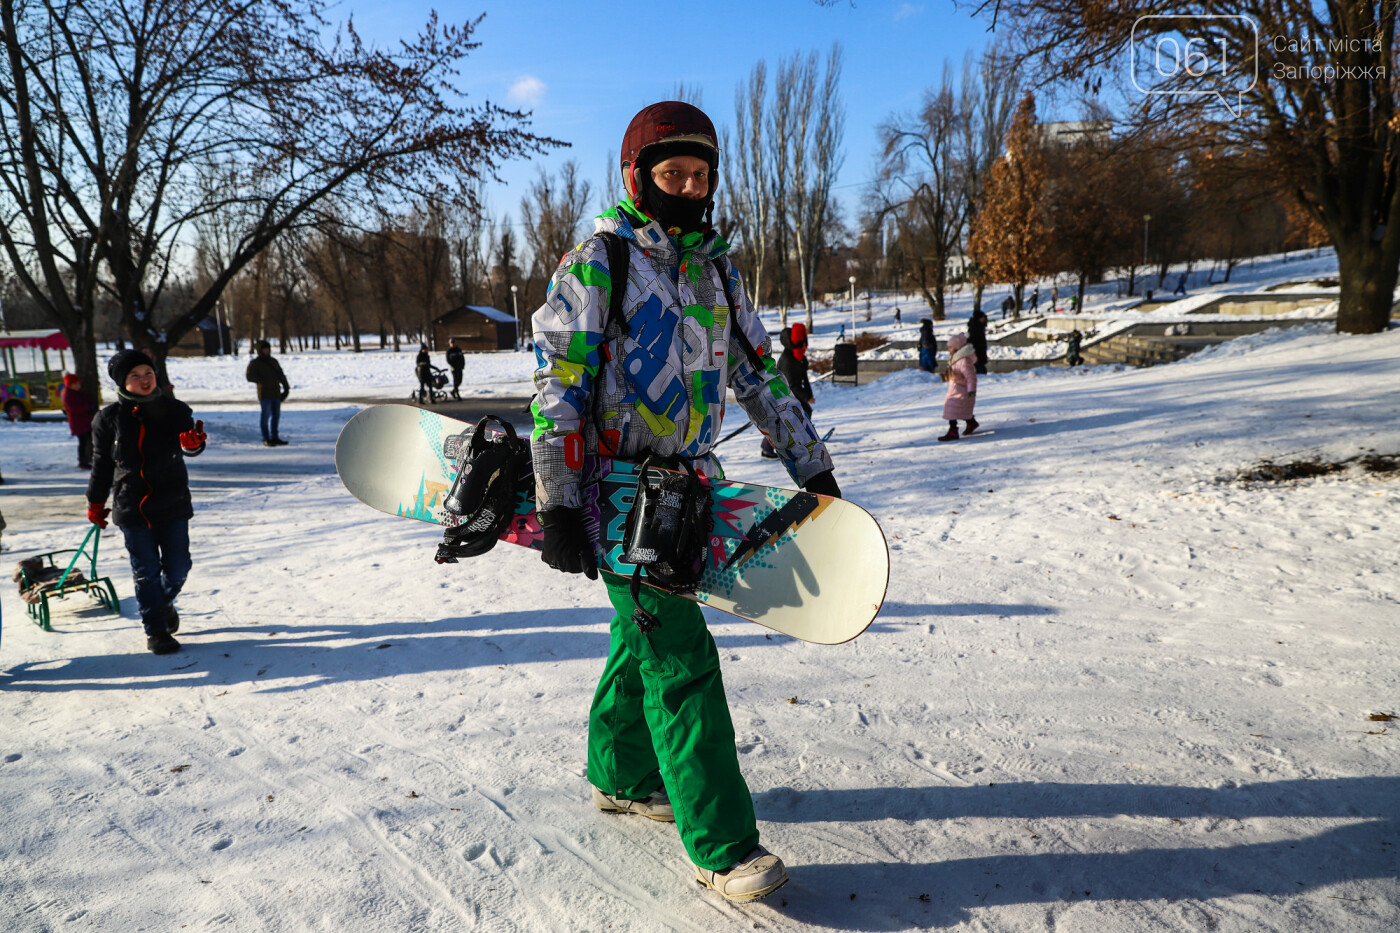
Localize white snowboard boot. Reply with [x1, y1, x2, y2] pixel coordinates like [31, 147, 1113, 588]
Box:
[592, 786, 675, 822]
[694, 845, 789, 902]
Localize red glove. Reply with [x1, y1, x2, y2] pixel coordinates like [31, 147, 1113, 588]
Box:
[87, 503, 110, 528]
[180, 420, 206, 452]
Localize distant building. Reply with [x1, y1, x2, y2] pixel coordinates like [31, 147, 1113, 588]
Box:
[1038, 120, 1112, 147]
[432, 305, 517, 352]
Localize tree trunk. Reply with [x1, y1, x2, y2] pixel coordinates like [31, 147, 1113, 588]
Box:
[1335, 238, 1400, 334]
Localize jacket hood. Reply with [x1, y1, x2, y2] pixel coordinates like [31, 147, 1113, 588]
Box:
[595, 200, 730, 264]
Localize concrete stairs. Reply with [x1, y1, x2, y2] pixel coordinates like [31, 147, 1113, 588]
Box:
[1079, 333, 1231, 367]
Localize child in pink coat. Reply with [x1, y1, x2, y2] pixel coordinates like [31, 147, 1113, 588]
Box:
[939, 333, 979, 441]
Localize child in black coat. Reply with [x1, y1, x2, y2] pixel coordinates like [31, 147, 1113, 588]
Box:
[86, 350, 207, 654]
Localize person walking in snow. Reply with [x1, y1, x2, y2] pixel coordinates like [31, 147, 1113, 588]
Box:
[246, 340, 290, 446]
[530, 100, 839, 903]
[1029, 287, 1039, 312]
[414, 344, 433, 404]
[967, 309, 989, 376]
[893, 306, 902, 325]
[445, 338, 466, 400]
[61, 373, 99, 470]
[761, 322, 815, 459]
[918, 319, 938, 373]
[1173, 272, 1188, 296]
[1051, 285, 1059, 311]
[86, 349, 207, 655]
[939, 333, 979, 441]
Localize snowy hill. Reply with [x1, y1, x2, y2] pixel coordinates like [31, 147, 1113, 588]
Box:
[1, 252, 1398, 930]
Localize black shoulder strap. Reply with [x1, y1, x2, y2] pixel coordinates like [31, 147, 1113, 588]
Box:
[597, 231, 629, 337]
[711, 257, 766, 374]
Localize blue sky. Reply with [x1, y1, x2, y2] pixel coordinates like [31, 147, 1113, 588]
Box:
[345, 0, 1020, 226]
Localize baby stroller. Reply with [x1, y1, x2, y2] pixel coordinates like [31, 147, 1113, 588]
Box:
[415, 365, 451, 405]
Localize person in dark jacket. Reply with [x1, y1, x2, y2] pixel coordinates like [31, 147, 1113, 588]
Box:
[415, 345, 432, 404]
[87, 349, 207, 654]
[1066, 329, 1084, 366]
[445, 339, 466, 400]
[918, 319, 937, 373]
[61, 373, 99, 469]
[967, 309, 989, 375]
[245, 340, 290, 446]
[760, 323, 815, 459]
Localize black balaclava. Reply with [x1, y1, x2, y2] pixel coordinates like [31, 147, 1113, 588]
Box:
[637, 141, 717, 235]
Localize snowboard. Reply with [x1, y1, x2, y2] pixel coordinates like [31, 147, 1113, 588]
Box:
[334, 404, 888, 644]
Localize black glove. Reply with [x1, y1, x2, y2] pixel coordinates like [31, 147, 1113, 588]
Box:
[279, 388, 290, 402]
[802, 470, 841, 499]
[539, 507, 598, 580]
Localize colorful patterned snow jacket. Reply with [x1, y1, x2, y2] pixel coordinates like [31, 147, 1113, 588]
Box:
[530, 201, 834, 511]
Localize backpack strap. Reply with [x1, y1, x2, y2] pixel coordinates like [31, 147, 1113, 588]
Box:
[710, 257, 766, 375]
[597, 231, 629, 337]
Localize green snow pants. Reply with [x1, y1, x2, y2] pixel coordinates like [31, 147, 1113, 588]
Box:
[588, 571, 759, 871]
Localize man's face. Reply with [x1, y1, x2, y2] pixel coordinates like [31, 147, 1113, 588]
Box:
[650, 155, 710, 199]
[124, 364, 157, 397]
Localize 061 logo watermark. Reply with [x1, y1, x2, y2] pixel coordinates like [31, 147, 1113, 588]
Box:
[1130, 15, 1259, 116]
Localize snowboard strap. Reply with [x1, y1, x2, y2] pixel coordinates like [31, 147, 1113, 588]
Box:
[620, 454, 713, 631]
[435, 415, 530, 564]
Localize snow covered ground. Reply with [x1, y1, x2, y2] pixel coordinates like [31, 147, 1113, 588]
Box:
[2, 272, 1398, 930]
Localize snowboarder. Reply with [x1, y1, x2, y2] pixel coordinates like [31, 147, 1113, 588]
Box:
[530, 100, 839, 903]
[967, 309, 989, 376]
[61, 373, 99, 470]
[446, 339, 466, 400]
[761, 322, 814, 459]
[86, 349, 207, 654]
[938, 333, 979, 441]
[1066, 329, 1084, 366]
[918, 319, 937, 373]
[246, 340, 290, 446]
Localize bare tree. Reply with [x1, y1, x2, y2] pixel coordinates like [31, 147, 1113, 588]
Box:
[876, 63, 966, 320]
[768, 58, 797, 324]
[786, 45, 846, 328]
[520, 161, 593, 309]
[732, 63, 770, 311]
[0, 0, 557, 392]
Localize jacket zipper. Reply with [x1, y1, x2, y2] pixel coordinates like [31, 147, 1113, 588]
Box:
[135, 416, 152, 528]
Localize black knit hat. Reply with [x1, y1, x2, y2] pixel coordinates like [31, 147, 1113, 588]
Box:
[107, 348, 153, 386]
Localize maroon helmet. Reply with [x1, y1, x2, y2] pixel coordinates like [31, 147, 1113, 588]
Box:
[620, 101, 719, 201]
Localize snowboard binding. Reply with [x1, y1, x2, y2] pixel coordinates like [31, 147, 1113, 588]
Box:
[435, 415, 530, 563]
[620, 455, 713, 632]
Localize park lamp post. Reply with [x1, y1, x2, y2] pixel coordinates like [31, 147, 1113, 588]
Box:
[510, 284, 519, 350]
[848, 275, 857, 341]
[1143, 214, 1151, 267]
